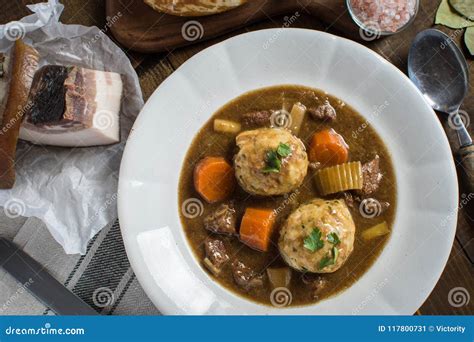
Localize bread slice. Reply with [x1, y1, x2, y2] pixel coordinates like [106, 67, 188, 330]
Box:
[144, 0, 247, 16]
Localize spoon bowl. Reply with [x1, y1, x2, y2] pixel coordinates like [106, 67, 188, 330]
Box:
[408, 28, 473, 192]
[408, 29, 469, 114]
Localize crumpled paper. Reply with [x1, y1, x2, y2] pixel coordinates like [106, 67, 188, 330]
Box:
[0, 0, 144, 254]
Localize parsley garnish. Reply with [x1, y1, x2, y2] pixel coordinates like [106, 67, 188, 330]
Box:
[303, 228, 324, 252]
[276, 143, 291, 158]
[262, 150, 281, 173]
[318, 256, 333, 270]
[327, 232, 341, 245]
[318, 246, 339, 270]
[262, 143, 292, 173]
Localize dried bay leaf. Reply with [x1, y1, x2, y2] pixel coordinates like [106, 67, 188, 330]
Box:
[465, 27, 474, 56]
[436, 0, 474, 28]
[449, 0, 474, 20]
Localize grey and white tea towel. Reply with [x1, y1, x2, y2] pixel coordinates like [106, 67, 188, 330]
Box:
[0, 212, 159, 315]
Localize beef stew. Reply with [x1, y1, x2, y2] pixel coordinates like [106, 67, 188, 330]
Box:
[178, 85, 396, 307]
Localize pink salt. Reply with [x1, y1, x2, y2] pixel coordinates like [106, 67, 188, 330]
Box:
[349, 0, 417, 33]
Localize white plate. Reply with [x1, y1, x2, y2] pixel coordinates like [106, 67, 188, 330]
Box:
[118, 29, 458, 315]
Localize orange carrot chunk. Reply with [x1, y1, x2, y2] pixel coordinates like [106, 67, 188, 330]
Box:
[240, 208, 276, 252]
[308, 128, 349, 166]
[194, 156, 236, 203]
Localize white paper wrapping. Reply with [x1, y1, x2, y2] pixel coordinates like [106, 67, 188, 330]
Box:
[0, 0, 144, 254]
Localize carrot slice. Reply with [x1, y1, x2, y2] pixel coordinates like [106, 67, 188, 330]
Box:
[240, 208, 276, 252]
[308, 128, 349, 166]
[194, 156, 235, 203]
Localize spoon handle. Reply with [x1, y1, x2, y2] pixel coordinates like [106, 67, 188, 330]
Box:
[448, 111, 472, 147]
[456, 124, 473, 148]
[458, 145, 474, 194]
[450, 111, 474, 193]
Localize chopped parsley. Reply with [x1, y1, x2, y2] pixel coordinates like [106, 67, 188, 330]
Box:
[276, 143, 292, 158]
[318, 256, 333, 270]
[262, 150, 281, 173]
[262, 143, 292, 173]
[327, 232, 341, 245]
[319, 246, 339, 270]
[303, 228, 324, 252]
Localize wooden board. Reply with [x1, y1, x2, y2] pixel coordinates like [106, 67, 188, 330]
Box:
[106, 0, 360, 53]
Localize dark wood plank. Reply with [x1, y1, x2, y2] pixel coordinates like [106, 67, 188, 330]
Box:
[420, 239, 474, 315]
[0, 1, 29, 22]
[136, 55, 175, 100]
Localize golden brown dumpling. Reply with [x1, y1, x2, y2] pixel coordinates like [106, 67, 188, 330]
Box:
[279, 199, 355, 273]
[234, 128, 308, 196]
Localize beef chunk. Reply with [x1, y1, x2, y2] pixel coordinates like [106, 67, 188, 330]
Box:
[343, 192, 355, 209]
[204, 237, 229, 267]
[204, 203, 237, 235]
[310, 277, 328, 299]
[308, 100, 336, 121]
[232, 260, 264, 291]
[242, 110, 273, 126]
[358, 155, 383, 196]
[343, 192, 362, 210]
[203, 237, 229, 276]
[302, 274, 328, 299]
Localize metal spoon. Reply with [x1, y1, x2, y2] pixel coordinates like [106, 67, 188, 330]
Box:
[408, 29, 473, 192]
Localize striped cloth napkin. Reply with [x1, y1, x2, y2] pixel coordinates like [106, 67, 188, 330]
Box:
[0, 212, 159, 315]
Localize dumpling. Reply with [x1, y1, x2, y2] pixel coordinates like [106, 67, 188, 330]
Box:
[234, 128, 308, 196]
[279, 198, 355, 273]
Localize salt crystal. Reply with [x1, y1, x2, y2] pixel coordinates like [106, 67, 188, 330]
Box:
[349, 0, 416, 33]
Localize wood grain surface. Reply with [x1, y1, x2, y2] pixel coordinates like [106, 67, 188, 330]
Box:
[105, 0, 359, 52]
[458, 144, 474, 195]
[3, 0, 473, 314]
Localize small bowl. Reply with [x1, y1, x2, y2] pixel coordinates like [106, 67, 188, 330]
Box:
[346, 0, 420, 39]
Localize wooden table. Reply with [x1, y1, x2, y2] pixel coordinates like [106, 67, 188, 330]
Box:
[2, 0, 473, 314]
